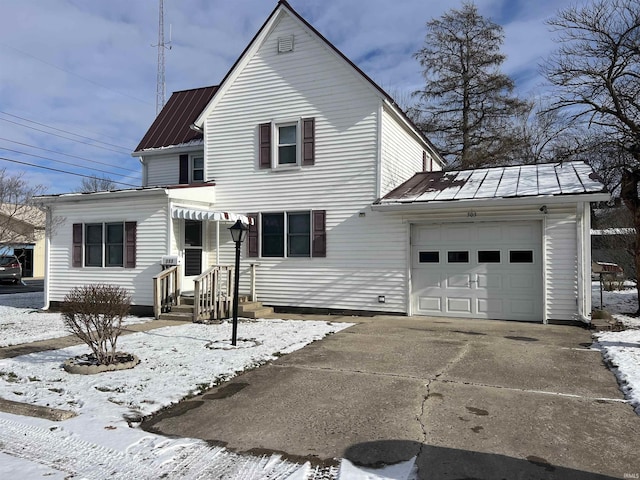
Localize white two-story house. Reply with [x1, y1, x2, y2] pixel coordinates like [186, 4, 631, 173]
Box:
[40, 0, 608, 324]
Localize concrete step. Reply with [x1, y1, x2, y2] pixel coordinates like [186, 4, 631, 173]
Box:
[158, 312, 194, 322]
[171, 304, 194, 313]
[238, 302, 274, 319]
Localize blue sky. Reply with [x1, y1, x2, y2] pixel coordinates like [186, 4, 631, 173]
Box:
[0, 0, 576, 194]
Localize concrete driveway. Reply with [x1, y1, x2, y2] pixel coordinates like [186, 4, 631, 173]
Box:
[142, 315, 640, 479]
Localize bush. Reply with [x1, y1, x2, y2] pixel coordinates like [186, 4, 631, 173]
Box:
[61, 284, 131, 366]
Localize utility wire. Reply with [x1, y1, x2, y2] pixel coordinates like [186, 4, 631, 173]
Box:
[0, 137, 138, 173]
[0, 117, 132, 156]
[0, 156, 140, 188]
[0, 146, 132, 178]
[0, 42, 152, 107]
[0, 111, 133, 153]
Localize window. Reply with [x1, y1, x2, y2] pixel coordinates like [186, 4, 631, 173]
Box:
[248, 210, 326, 258]
[278, 124, 297, 165]
[259, 118, 315, 169]
[288, 212, 311, 257]
[419, 251, 439, 263]
[262, 213, 285, 257]
[478, 250, 501, 263]
[448, 251, 469, 263]
[105, 223, 124, 267]
[179, 154, 205, 184]
[184, 220, 202, 247]
[510, 250, 534, 263]
[192, 156, 204, 183]
[85, 224, 103, 267]
[72, 222, 136, 268]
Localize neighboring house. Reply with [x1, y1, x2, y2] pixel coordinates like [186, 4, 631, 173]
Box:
[39, 1, 608, 324]
[0, 204, 45, 278]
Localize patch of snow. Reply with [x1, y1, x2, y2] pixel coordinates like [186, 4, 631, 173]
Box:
[0, 297, 361, 479]
[0, 292, 148, 347]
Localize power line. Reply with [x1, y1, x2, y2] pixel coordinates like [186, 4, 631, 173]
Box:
[0, 117, 132, 156]
[0, 111, 133, 152]
[0, 42, 152, 107]
[0, 137, 138, 173]
[0, 146, 133, 178]
[0, 156, 140, 188]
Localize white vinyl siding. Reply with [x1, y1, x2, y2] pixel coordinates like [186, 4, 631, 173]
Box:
[48, 195, 168, 307]
[144, 149, 205, 187]
[202, 13, 411, 312]
[380, 107, 440, 196]
[545, 214, 579, 322]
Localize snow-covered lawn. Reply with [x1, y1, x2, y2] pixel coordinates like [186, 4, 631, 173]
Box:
[591, 281, 640, 414]
[0, 292, 147, 347]
[1, 287, 640, 478]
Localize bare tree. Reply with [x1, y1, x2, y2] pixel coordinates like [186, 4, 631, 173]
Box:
[543, 0, 640, 311]
[413, 1, 529, 169]
[0, 169, 45, 252]
[78, 175, 116, 193]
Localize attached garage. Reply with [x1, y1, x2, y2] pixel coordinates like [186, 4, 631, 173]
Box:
[411, 221, 542, 321]
[374, 161, 610, 324]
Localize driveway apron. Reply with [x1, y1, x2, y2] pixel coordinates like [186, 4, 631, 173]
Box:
[142, 316, 640, 479]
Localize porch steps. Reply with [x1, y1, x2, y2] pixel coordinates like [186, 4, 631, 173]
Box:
[157, 295, 273, 321]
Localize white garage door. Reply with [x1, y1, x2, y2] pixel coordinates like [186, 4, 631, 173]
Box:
[411, 221, 543, 321]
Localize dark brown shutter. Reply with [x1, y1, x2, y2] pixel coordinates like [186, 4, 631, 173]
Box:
[179, 154, 189, 184]
[312, 210, 326, 257]
[259, 123, 271, 169]
[302, 117, 315, 166]
[422, 151, 427, 171]
[247, 213, 259, 257]
[72, 223, 82, 267]
[125, 222, 137, 268]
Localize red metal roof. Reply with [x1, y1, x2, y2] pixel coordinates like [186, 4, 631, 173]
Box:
[134, 86, 218, 153]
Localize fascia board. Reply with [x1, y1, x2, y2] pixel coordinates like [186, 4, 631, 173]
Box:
[372, 192, 611, 212]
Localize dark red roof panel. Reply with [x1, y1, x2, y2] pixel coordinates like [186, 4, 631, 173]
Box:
[134, 86, 218, 152]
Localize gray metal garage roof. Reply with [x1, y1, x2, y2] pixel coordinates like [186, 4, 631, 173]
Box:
[378, 161, 607, 205]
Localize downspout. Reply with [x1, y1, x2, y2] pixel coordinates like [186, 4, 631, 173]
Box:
[43, 206, 51, 310]
[579, 202, 592, 323]
[216, 220, 220, 265]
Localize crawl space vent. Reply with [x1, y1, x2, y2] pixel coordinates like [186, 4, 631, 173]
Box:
[278, 35, 294, 53]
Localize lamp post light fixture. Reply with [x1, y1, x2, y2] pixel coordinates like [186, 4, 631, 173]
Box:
[229, 219, 248, 346]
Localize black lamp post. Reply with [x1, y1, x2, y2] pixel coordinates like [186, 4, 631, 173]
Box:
[229, 219, 248, 346]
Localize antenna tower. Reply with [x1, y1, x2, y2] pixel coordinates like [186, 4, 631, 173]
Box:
[154, 0, 171, 115]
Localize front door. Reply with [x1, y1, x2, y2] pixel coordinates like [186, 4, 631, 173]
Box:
[183, 220, 203, 289]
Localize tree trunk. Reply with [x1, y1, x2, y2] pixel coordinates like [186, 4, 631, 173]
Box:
[620, 169, 640, 314]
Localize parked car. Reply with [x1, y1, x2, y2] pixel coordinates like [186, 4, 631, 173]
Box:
[0, 255, 22, 284]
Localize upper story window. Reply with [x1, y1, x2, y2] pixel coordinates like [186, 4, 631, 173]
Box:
[259, 118, 315, 170]
[179, 154, 205, 184]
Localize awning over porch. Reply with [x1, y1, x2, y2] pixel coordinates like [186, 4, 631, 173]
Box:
[171, 207, 252, 225]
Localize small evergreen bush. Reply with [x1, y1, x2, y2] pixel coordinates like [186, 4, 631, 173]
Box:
[61, 284, 131, 365]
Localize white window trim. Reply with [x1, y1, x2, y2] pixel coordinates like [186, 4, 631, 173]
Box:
[190, 154, 205, 183]
[272, 118, 302, 170]
[84, 222, 127, 269]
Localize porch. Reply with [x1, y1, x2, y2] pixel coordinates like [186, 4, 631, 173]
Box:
[152, 263, 272, 322]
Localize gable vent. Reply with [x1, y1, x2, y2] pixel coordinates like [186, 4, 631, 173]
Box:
[278, 35, 294, 53]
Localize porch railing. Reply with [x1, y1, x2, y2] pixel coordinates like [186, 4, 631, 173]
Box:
[193, 264, 233, 322]
[193, 263, 259, 322]
[152, 265, 181, 319]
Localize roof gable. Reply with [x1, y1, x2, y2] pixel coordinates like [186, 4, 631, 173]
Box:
[134, 86, 217, 153]
[191, 1, 441, 162]
[379, 161, 608, 205]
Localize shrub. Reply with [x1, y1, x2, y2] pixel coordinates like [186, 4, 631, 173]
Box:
[61, 284, 131, 366]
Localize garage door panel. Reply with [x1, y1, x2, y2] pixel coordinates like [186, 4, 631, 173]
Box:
[447, 274, 471, 288]
[447, 297, 472, 314]
[477, 273, 501, 289]
[418, 296, 441, 311]
[477, 298, 504, 315]
[412, 221, 542, 322]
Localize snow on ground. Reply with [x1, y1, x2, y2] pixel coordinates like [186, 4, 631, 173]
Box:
[0, 298, 415, 479]
[591, 281, 640, 414]
[0, 292, 147, 347]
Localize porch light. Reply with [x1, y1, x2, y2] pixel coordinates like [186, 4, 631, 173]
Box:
[229, 219, 249, 346]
